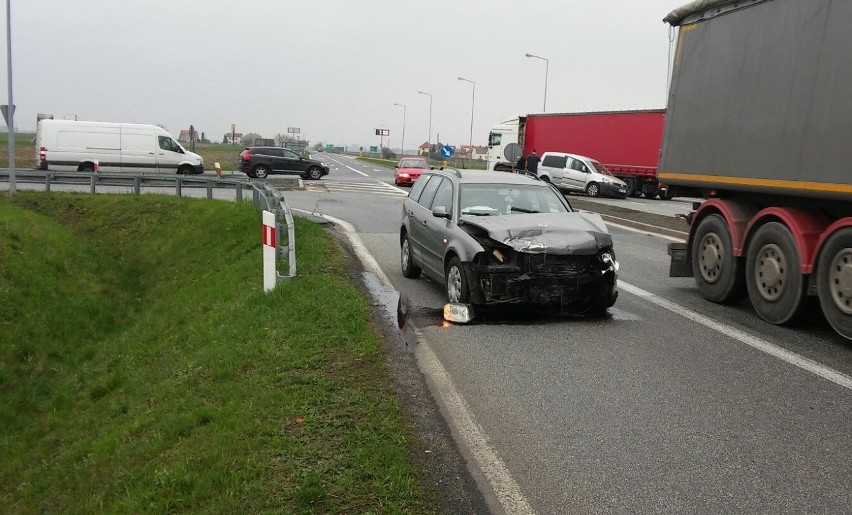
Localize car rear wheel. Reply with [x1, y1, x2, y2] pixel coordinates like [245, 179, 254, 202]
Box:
[177, 165, 193, 175]
[79, 162, 94, 172]
[445, 257, 470, 303]
[253, 165, 270, 179]
[585, 182, 600, 197]
[400, 235, 421, 278]
[307, 167, 323, 180]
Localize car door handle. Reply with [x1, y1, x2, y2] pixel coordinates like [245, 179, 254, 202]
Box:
[148, 152, 155, 155]
[422, 219, 428, 226]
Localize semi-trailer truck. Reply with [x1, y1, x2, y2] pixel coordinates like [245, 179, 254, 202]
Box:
[486, 110, 667, 198]
[661, 0, 852, 339]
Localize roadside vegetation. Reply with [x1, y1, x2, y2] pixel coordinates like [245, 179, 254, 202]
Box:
[0, 132, 36, 169]
[0, 193, 434, 513]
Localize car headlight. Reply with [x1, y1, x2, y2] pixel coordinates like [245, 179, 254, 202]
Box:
[602, 177, 614, 185]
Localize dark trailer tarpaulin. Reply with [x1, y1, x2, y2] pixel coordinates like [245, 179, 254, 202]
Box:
[658, 0, 852, 200]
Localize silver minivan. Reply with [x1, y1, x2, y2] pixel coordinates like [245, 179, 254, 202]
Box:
[536, 152, 627, 198]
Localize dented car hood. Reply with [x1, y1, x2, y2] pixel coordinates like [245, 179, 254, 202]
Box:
[460, 212, 612, 255]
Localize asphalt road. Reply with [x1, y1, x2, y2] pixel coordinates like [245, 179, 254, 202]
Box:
[5, 159, 852, 513]
[283, 155, 852, 513]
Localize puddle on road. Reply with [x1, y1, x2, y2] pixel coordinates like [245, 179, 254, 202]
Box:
[361, 272, 419, 350]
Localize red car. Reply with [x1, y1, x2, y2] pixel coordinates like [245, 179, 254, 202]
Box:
[394, 158, 430, 186]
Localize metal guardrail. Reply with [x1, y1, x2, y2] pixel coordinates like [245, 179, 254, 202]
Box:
[0, 170, 297, 281]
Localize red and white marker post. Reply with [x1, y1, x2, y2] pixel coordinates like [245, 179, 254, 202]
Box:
[262, 210, 277, 292]
[214, 161, 222, 178]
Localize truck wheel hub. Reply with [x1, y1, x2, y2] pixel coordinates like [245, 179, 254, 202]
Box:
[699, 233, 723, 283]
[829, 249, 852, 315]
[755, 244, 786, 302]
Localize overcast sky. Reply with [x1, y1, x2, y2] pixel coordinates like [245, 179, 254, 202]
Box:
[7, 0, 681, 150]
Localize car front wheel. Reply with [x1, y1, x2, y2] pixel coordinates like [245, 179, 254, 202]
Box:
[307, 167, 323, 180]
[445, 257, 470, 303]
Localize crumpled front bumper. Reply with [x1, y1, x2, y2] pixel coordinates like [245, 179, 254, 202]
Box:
[462, 253, 618, 309]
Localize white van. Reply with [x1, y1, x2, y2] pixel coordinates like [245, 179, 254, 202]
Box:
[536, 152, 628, 198]
[34, 120, 204, 174]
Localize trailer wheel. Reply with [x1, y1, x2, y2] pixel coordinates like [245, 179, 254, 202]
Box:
[659, 187, 675, 200]
[642, 182, 659, 199]
[691, 214, 745, 303]
[745, 222, 809, 325]
[816, 228, 852, 339]
[624, 177, 637, 197]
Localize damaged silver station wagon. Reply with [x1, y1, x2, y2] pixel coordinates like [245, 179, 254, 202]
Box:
[400, 169, 619, 313]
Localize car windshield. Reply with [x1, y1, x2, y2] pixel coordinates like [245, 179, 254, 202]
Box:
[590, 160, 613, 176]
[400, 159, 427, 169]
[459, 183, 570, 217]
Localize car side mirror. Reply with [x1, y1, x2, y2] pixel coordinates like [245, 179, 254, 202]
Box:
[429, 166, 435, 170]
[432, 206, 451, 219]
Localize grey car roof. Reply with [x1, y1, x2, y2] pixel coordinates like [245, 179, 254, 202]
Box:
[431, 169, 544, 185]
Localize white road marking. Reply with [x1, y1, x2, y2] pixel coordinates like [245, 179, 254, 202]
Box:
[373, 168, 382, 172]
[619, 281, 852, 391]
[605, 221, 686, 243]
[292, 209, 535, 515]
[377, 180, 409, 195]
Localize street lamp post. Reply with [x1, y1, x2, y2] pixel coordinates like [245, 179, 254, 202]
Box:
[457, 77, 475, 150]
[417, 91, 432, 157]
[393, 103, 406, 157]
[6, 0, 14, 195]
[525, 53, 549, 112]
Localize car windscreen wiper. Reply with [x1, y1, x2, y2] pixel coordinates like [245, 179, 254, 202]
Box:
[510, 207, 540, 213]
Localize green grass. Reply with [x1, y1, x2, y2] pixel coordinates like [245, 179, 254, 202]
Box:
[0, 193, 434, 513]
[0, 132, 36, 169]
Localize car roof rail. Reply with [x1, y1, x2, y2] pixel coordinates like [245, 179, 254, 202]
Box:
[440, 167, 462, 178]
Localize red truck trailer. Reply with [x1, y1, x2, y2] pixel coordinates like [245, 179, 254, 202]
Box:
[662, 0, 852, 339]
[486, 110, 667, 198]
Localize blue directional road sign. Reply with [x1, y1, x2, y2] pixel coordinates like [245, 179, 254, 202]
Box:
[440, 145, 454, 159]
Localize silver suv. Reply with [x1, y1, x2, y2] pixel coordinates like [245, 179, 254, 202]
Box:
[400, 169, 619, 312]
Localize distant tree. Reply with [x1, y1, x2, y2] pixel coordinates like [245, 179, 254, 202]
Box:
[381, 147, 396, 159]
[241, 133, 262, 145]
[222, 134, 228, 144]
[313, 142, 324, 151]
[274, 133, 287, 146]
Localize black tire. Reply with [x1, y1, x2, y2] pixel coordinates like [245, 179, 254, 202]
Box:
[659, 187, 675, 200]
[177, 165, 193, 175]
[306, 167, 323, 180]
[642, 182, 659, 199]
[445, 256, 470, 303]
[691, 214, 746, 303]
[253, 165, 270, 179]
[79, 163, 94, 172]
[745, 222, 809, 325]
[585, 182, 600, 198]
[624, 177, 637, 197]
[400, 234, 421, 279]
[816, 228, 852, 339]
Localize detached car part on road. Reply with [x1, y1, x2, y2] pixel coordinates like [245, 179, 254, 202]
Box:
[400, 169, 618, 314]
[239, 147, 329, 180]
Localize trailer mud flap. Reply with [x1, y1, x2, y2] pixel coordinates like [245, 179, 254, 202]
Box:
[667, 242, 693, 277]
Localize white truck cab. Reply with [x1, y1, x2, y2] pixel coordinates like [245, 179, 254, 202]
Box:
[536, 152, 628, 198]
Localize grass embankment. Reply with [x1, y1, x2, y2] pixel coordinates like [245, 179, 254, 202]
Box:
[0, 193, 432, 513]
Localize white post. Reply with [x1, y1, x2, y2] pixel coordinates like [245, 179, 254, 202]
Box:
[262, 210, 277, 292]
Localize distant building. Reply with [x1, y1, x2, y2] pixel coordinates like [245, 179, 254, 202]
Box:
[223, 132, 243, 144]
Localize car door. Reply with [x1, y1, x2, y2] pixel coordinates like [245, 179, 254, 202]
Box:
[563, 157, 590, 191]
[408, 176, 442, 277]
[281, 148, 307, 173]
[421, 177, 455, 277]
[403, 175, 431, 267]
[120, 131, 157, 173]
[263, 148, 285, 171]
[539, 154, 567, 186]
[156, 135, 185, 173]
